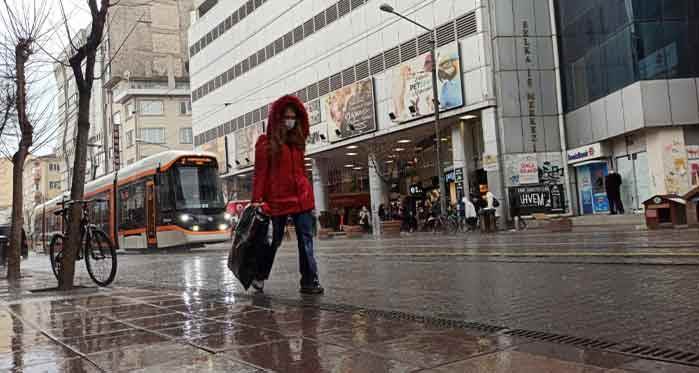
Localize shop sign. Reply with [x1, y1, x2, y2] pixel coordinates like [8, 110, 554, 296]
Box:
[323, 77, 377, 143]
[567, 143, 605, 164]
[307, 122, 329, 150]
[409, 184, 424, 196]
[509, 184, 566, 215]
[445, 170, 456, 183]
[389, 43, 463, 123]
[483, 154, 498, 172]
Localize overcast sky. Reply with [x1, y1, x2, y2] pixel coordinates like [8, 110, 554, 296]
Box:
[2, 0, 92, 156]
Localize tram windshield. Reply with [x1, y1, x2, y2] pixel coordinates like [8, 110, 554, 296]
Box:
[173, 165, 225, 210]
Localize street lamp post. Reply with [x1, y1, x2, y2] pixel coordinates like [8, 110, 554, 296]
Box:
[380, 4, 447, 217]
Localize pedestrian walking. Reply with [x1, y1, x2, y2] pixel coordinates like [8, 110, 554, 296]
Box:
[463, 194, 478, 231]
[250, 95, 324, 295]
[605, 169, 624, 215]
[359, 206, 371, 233]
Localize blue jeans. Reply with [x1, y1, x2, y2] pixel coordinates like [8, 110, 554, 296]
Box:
[256, 211, 319, 286]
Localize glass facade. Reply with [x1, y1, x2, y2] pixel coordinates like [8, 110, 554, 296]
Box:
[557, 0, 699, 112]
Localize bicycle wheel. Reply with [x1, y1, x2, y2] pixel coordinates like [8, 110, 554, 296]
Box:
[48, 234, 65, 281]
[84, 229, 117, 287]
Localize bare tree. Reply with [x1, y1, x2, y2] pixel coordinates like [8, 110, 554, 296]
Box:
[0, 0, 53, 280]
[58, 0, 112, 290]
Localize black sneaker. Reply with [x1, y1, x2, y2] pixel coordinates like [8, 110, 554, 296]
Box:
[300, 282, 324, 295]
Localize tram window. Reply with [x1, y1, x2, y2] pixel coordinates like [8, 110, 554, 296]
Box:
[119, 182, 146, 229]
[158, 171, 174, 211]
[90, 195, 109, 232]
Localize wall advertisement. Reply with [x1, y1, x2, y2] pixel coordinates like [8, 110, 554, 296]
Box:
[390, 43, 464, 123]
[509, 184, 566, 216]
[505, 153, 564, 187]
[323, 77, 377, 143]
[234, 120, 265, 167]
[688, 145, 699, 188]
[663, 140, 690, 195]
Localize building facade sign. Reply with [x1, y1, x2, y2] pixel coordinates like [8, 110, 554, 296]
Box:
[234, 120, 265, 167]
[567, 142, 606, 164]
[305, 99, 322, 126]
[509, 184, 566, 215]
[390, 43, 463, 123]
[323, 77, 376, 143]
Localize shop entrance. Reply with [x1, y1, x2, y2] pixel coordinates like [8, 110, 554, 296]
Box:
[575, 162, 609, 215]
[616, 152, 650, 212]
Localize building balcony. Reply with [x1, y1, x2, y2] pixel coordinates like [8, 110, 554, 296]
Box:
[112, 79, 190, 104]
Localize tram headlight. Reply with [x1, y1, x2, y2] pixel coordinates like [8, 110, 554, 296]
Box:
[179, 214, 191, 223]
[218, 223, 229, 231]
[223, 212, 232, 221]
[192, 225, 200, 232]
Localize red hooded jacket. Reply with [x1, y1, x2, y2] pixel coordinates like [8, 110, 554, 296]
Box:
[252, 95, 315, 216]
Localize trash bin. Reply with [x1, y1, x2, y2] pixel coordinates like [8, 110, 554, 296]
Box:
[479, 209, 497, 233]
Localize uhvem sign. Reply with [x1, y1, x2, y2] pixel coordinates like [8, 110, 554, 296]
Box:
[509, 184, 565, 215]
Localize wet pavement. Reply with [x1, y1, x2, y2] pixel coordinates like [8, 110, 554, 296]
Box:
[2, 229, 699, 371]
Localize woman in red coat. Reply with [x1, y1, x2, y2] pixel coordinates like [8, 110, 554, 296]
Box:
[251, 95, 323, 294]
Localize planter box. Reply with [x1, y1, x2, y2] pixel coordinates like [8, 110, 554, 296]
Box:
[342, 225, 363, 239]
[546, 217, 572, 232]
[381, 221, 401, 237]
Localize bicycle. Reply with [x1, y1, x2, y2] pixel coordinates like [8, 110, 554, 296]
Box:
[49, 199, 117, 287]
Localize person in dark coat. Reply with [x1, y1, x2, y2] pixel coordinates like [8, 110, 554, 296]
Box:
[605, 169, 624, 214]
[252, 95, 323, 295]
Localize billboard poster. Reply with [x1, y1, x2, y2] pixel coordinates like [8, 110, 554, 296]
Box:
[304, 99, 322, 126]
[323, 77, 376, 143]
[390, 43, 463, 123]
[306, 122, 329, 151]
[234, 120, 265, 167]
[687, 145, 699, 187]
[505, 153, 539, 186]
[509, 184, 566, 216]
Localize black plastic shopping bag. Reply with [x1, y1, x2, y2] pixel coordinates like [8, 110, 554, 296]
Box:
[227, 205, 270, 290]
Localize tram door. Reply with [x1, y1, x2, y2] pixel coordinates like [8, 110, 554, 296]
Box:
[146, 181, 157, 249]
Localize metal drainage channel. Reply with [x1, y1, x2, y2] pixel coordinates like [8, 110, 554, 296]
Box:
[122, 282, 699, 367]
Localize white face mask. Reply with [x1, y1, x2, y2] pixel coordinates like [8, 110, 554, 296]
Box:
[284, 119, 296, 130]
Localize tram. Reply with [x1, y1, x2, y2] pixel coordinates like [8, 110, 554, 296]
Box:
[34, 151, 232, 251]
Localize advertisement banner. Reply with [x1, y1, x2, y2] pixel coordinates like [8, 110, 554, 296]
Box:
[688, 145, 699, 187]
[306, 122, 329, 151]
[509, 184, 566, 215]
[305, 99, 322, 126]
[505, 154, 539, 186]
[390, 43, 463, 123]
[234, 120, 265, 167]
[323, 77, 377, 143]
[483, 154, 498, 172]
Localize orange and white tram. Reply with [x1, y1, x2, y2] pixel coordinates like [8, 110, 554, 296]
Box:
[34, 151, 232, 251]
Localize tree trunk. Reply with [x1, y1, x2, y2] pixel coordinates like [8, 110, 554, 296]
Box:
[7, 150, 28, 280]
[58, 91, 91, 290]
[7, 40, 33, 281]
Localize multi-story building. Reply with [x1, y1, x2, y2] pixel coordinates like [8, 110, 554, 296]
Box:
[54, 0, 196, 187]
[54, 28, 107, 190]
[189, 0, 699, 224]
[104, 0, 196, 167]
[558, 0, 699, 213]
[22, 154, 62, 234]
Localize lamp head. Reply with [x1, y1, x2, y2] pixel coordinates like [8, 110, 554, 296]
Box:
[379, 4, 394, 13]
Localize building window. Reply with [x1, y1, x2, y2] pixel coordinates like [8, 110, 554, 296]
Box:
[113, 111, 121, 125]
[126, 102, 135, 118]
[49, 163, 60, 172]
[139, 100, 164, 116]
[49, 181, 61, 189]
[138, 128, 166, 144]
[179, 128, 193, 144]
[127, 159, 134, 165]
[180, 99, 192, 115]
[126, 130, 134, 148]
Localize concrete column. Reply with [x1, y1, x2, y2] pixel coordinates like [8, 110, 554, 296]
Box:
[481, 107, 507, 218]
[368, 153, 386, 237]
[452, 121, 471, 201]
[312, 158, 329, 213]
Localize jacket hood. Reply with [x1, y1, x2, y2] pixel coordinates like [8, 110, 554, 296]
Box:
[267, 95, 310, 138]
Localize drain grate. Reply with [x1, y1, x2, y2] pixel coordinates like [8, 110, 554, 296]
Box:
[504, 329, 617, 350]
[609, 344, 699, 366]
[116, 281, 699, 367]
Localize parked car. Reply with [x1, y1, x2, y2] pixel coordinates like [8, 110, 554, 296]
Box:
[0, 224, 28, 264]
